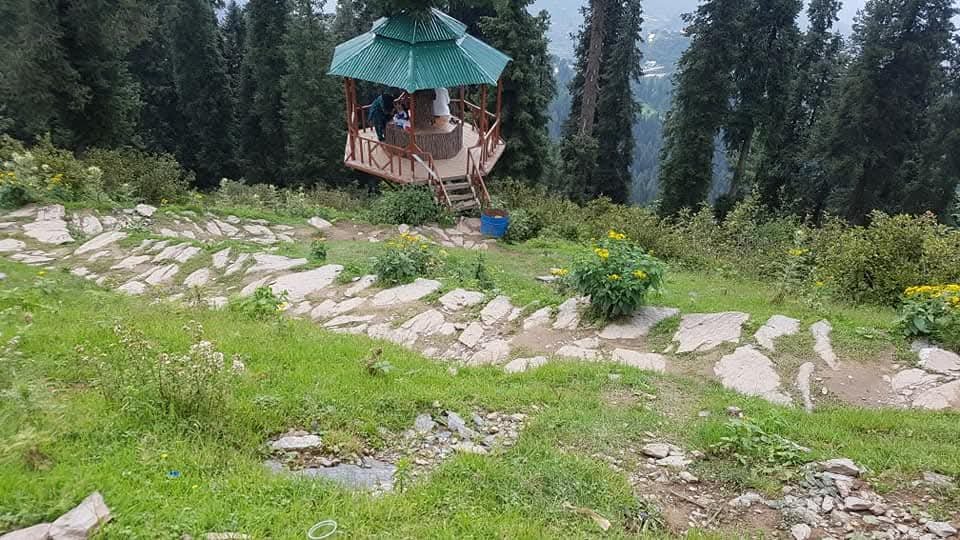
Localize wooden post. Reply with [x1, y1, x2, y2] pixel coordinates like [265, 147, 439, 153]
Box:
[459, 86, 465, 123]
[408, 90, 417, 152]
[496, 77, 503, 143]
[344, 78, 355, 160]
[480, 85, 488, 134]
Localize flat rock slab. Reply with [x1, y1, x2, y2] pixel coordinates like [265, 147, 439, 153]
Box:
[599, 307, 680, 340]
[344, 275, 377, 297]
[143, 264, 180, 285]
[796, 362, 815, 413]
[117, 281, 147, 295]
[300, 459, 396, 492]
[183, 268, 212, 288]
[553, 297, 586, 330]
[212, 248, 231, 269]
[458, 322, 485, 348]
[918, 347, 960, 375]
[438, 288, 484, 311]
[0, 522, 52, 539]
[522, 307, 553, 330]
[135, 204, 156, 217]
[74, 231, 126, 256]
[324, 315, 374, 328]
[308, 216, 333, 230]
[111, 255, 151, 270]
[269, 265, 343, 301]
[271, 434, 322, 450]
[555, 345, 600, 360]
[612, 349, 667, 373]
[811, 320, 839, 370]
[891, 369, 939, 391]
[78, 215, 103, 236]
[480, 295, 514, 325]
[0, 239, 26, 252]
[48, 491, 111, 539]
[370, 278, 441, 307]
[245, 253, 307, 275]
[468, 339, 510, 365]
[713, 346, 791, 405]
[912, 380, 960, 410]
[754, 315, 801, 351]
[23, 218, 73, 244]
[673, 312, 749, 353]
[504, 356, 549, 374]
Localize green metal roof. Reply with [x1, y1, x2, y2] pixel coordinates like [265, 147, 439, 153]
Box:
[329, 8, 510, 91]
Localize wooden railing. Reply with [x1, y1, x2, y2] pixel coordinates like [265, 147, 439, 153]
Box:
[466, 146, 491, 207]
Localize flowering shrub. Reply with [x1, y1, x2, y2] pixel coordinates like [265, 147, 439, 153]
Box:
[79, 321, 245, 420]
[1, 149, 104, 207]
[372, 232, 441, 285]
[898, 285, 960, 350]
[570, 230, 666, 319]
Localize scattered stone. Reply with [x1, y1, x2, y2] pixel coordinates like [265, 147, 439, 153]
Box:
[0, 523, 51, 540]
[245, 254, 307, 275]
[269, 265, 343, 301]
[0, 239, 26, 252]
[918, 347, 960, 375]
[243, 224, 274, 237]
[173, 246, 201, 263]
[211, 248, 231, 269]
[641, 443, 671, 459]
[790, 523, 812, 540]
[504, 356, 548, 374]
[673, 312, 749, 353]
[922, 471, 955, 489]
[729, 492, 763, 508]
[556, 345, 600, 360]
[754, 315, 801, 351]
[612, 349, 667, 373]
[70, 267, 90, 277]
[811, 320, 840, 370]
[300, 459, 395, 492]
[656, 455, 691, 468]
[843, 496, 873, 511]
[117, 281, 147, 295]
[414, 414, 436, 434]
[553, 297, 585, 330]
[479, 295, 514, 325]
[370, 278, 441, 307]
[208, 297, 228, 310]
[445, 411, 476, 439]
[324, 315, 374, 328]
[215, 220, 239, 236]
[143, 264, 180, 285]
[224, 253, 250, 276]
[205, 534, 251, 540]
[821, 458, 864, 478]
[891, 368, 937, 391]
[110, 255, 150, 270]
[183, 268, 211, 288]
[453, 441, 488, 455]
[522, 307, 553, 330]
[47, 492, 111, 540]
[912, 380, 960, 410]
[796, 362, 816, 413]
[134, 204, 157, 217]
[73, 231, 127, 256]
[925, 521, 957, 538]
[713, 346, 791, 404]
[438, 288, 484, 311]
[458, 322, 485, 348]
[344, 275, 377, 297]
[270, 434, 322, 451]
[23, 212, 73, 244]
[308, 217, 333, 230]
[468, 339, 510, 365]
[598, 306, 680, 340]
[79, 215, 103, 236]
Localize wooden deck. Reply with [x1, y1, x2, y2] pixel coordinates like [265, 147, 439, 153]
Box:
[343, 122, 505, 185]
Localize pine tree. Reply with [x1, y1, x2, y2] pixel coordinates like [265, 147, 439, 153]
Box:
[222, 1, 247, 111]
[283, 0, 346, 184]
[807, 0, 957, 223]
[658, 0, 741, 215]
[591, 0, 643, 203]
[239, 0, 290, 184]
[756, 0, 844, 210]
[478, 0, 556, 184]
[168, 0, 237, 186]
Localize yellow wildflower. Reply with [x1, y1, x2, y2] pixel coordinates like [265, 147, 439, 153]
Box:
[608, 274, 621, 281]
[787, 248, 807, 257]
[37, 270, 47, 277]
[607, 229, 627, 241]
[814, 281, 825, 288]
[633, 270, 647, 280]
[550, 267, 569, 277]
[161, 198, 169, 205]
[594, 247, 610, 260]
[276, 302, 290, 312]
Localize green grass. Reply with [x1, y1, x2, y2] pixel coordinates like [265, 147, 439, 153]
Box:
[0, 228, 956, 538]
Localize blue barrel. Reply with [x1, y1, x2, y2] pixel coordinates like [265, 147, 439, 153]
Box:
[480, 210, 509, 238]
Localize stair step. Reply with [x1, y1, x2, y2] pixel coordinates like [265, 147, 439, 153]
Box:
[443, 181, 472, 191]
[452, 199, 479, 211]
[447, 192, 477, 203]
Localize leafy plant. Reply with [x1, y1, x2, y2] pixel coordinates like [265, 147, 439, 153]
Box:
[372, 233, 441, 285]
[366, 186, 448, 226]
[231, 286, 289, 321]
[309, 239, 327, 262]
[709, 417, 811, 472]
[83, 147, 191, 205]
[502, 208, 542, 243]
[898, 285, 960, 350]
[571, 230, 666, 319]
[362, 348, 392, 376]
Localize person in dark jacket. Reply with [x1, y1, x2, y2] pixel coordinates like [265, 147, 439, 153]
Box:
[367, 91, 395, 141]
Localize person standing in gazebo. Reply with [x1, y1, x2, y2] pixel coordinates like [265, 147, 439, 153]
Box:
[432, 87, 450, 126]
[367, 90, 395, 141]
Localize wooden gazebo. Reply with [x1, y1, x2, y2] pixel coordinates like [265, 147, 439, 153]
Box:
[328, 8, 511, 212]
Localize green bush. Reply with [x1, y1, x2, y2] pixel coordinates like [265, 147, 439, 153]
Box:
[309, 240, 327, 262]
[502, 208, 542, 243]
[231, 286, 289, 321]
[367, 186, 448, 226]
[898, 285, 960, 350]
[212, 178, 368, 218]
[571, 230, 666, 319]
[372, 233, 441, 285]
[1, 142, 105, 206]
[83, 148, 191, 205]
[815, 212, 960, 305]
[709, 417, 811, 472]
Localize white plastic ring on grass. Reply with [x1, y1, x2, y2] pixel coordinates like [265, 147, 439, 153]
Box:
[307, 520, 338, 539]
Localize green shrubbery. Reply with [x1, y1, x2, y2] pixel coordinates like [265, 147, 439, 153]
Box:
[366, 186, 450, 226]
[231, 286, 289, 321]
[570, 230, 666, 319]
[212, 178, 368, 217]
[372, 233, 442, 285]
[83, 148, 191, 204]
[898, 285, 960, 350]
[502, 208, 542, 243]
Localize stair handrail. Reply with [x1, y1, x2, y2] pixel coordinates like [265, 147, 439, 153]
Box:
[411, 152, 450, 208]
[466, 146, 491, 207]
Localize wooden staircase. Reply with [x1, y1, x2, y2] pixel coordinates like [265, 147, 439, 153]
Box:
[443, 178, 481, 212]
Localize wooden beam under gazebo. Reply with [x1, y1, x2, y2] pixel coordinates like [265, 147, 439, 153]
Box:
[329, 8, 511, 212]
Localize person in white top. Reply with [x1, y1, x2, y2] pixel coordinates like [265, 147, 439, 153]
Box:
[432, 87, 450, 125]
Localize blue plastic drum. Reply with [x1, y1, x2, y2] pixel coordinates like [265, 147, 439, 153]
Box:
[480, 210, 509, 238]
